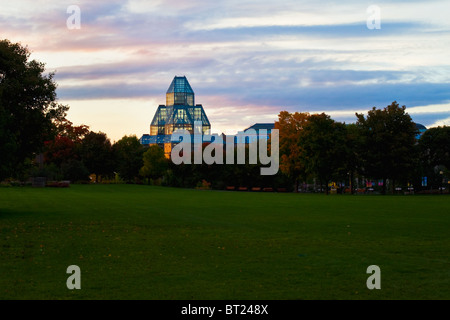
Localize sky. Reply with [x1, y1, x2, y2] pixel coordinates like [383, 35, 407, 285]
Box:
[1, 0, 449, 142]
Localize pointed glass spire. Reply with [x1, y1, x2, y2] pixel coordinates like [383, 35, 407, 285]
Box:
[166, 76, 194, 106]
[150, 76, 210, 138]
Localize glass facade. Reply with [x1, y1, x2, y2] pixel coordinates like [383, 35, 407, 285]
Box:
[166, 76, 195, 106]
[148, 76, 211, 144]
[142, 76, 277, 156]
[150, 105, 167, 135]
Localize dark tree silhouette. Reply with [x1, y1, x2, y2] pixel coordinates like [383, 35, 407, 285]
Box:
[356, 101, 418, 194]
[80, 131, 113, 183]
[112, 135, 145, 182]
[0, 39, 68, 179]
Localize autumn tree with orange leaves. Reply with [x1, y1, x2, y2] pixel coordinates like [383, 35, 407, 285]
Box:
[275, 111, 309, 192]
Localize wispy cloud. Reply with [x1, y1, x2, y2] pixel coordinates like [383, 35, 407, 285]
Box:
[1, 0, 449, 140]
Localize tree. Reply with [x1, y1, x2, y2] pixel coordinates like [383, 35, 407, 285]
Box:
[300, 113, 347, 195]
[53, 119, 90, 143]
[342, 123, 365, 194]
[419, 126, 450, 170]
[60, 159, 90, 182]
[42, 120, 90, 182]
[44, 135, 76, 168]
[418, 126, 450, 189]
[80, 131, 113, 183]
[275, 111, 309, 192]
[140, 145, 168, 183]
[44, 120, 89, 165]
[112, 135, 145, 182]
[0, 39, 68, 179]
[356, 101, 418, 194]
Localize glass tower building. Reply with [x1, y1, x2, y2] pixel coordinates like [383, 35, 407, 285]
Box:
[140, 76, 211, 156]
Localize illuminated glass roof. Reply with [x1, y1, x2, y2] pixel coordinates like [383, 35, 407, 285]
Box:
[166, 76, 195, 106]
[149, 76, 210, 137]
[166, 76, 194, 94]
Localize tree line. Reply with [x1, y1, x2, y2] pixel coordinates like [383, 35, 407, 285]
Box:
[1, 39, 449, 193]
[276, 105, 449, 194]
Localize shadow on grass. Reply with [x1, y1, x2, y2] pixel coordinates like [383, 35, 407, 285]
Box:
[0, 208, 38, 220]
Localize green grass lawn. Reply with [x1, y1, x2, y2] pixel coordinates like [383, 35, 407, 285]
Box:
[0, 184, 449, 300]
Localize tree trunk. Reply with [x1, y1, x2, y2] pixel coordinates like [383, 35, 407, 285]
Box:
[350, 172, 354, 195]
[382, 177, 386, 195]
[295, 179, 299, 193]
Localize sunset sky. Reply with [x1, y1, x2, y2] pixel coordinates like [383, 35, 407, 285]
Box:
[2, 0, 449, 142]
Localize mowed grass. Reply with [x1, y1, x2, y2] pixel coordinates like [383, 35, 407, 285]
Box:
[0, 184, 449, 300]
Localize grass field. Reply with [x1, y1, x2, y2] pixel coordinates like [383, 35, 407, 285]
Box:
[0, 184, 449, 300]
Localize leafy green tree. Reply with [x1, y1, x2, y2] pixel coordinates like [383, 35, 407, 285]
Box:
[356, 101, 418, 194]
[60, 159, 90, 182]
[112, 135, 145, 182]
[80, 131, 113, 183]
[418, 126, 450, 189]
[300, 113, 347, 194]
[140, 145, 168, 183]
[0, 39, 68, 179]
[419, 126, 450, 170]
[341, 123, 365, 194]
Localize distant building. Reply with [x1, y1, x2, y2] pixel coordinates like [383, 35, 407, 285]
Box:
[140, 76, 276, 157]
[415, 123, 427, 139]
[240, 123, 275, 144]
[140, 76, 211, 156]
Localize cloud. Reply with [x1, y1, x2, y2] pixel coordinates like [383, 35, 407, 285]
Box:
[2, 0, 450, 140]
[185, 22, 426, 41]
[427, 117, 450, 128]
[53, 56, 217, 81]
